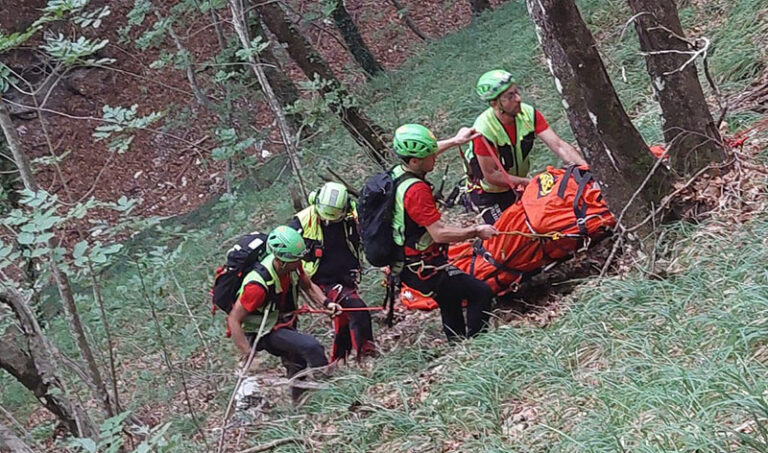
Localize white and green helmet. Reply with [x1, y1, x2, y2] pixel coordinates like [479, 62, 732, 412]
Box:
[313, 182, 349, 221]
[476, 69, 516, 101]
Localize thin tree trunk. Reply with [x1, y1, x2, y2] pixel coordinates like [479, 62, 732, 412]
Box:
[469, 0, 491, 16]
[158, 11, 214, 111]
[256, 0, 389, 168]
[0, 290, 97, 438]
[51, 262, 114, 418]
[249, 17, 305, 130]
[0, 422, 34, 453]
[389, 0, 429, 41]
[525, 0, 667, 229]
[0, 99, 37, 192]
[330, 0, 383, 78]
[88, 264, 121, 414]
[231, 0, 309, 202]
[627, 0, 724, 175]
[0, 142, 21, 207]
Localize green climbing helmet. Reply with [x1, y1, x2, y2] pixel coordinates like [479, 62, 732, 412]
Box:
[393, 124, 438, 159]
[314, 182, 349, 221]
[476, 69, 516, 101]
[267, 225, 307, 262]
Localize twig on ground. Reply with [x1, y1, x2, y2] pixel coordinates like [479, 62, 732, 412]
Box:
[235, 437, 304, 453]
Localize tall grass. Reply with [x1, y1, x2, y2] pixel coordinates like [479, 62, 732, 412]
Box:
[254, 215, 768, 452]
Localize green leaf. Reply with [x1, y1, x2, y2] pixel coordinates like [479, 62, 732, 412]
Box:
[127, 0, 150, 25]
[35, 232, 54, 244]
[73, 240, 88, 259]
[211, 145, 235, 161]
[42, 34, 110, 65]
[17, 232, 35, 245]
[0, 243, 13, 260]
[68, 437, 97, 453]
[30, 247, 48, 259]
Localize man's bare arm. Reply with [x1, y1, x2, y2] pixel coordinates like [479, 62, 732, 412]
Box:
[228, 303, 252, 357]
[477, 154, 531, 189]
[437, 127, 481, 155]
[425, 220, 497, 244]
[299, 272, 327, 308]
[537, 128, 587, 166]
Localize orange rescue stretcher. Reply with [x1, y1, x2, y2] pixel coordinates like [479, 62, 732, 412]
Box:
[401, 165, 616, 309]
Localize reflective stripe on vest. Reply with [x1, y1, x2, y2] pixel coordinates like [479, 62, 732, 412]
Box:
[465, 103, 537, 193]
[236, 254, 298, 333]
[391, 165, 435, 252]
[295, 206, 359, 277]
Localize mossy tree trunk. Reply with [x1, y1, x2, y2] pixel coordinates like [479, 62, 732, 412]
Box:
[525, 0, 668, 230]
[255, 0, 388, 168]
[329, 0, 383, 78]
[0, 290, 97, 438]
[627, 0, 724, 175]
[0, 422, 34, 453]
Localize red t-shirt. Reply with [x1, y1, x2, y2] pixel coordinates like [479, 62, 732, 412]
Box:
[402, 181, 441, 256]
[473, 110, 549, 157]
[238, 270, 296, 313]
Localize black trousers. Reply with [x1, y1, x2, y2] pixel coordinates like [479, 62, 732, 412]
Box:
[467, 190, 520, 224]
[318, 284, 376, 361]
[401, 262, 493, 340]
[251, 325, 328, 400]
[255, 326, 329, 375]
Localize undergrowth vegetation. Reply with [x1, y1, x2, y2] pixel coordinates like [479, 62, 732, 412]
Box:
[257, 216, 768, 452]
[1, 0, 767, 451]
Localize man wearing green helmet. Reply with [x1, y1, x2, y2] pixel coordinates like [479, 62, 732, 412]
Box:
[391, 123, 498, 341]
[465, 69, 586, 224]
[288, 182, 377, 362]
[227, 225, 339, 400]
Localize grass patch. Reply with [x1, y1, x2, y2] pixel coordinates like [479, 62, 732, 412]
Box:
[256, 215, 768, 452]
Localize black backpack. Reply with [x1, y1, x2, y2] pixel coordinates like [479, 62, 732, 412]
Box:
[358, 170, 416, 267]
[210, 232, 269, 314]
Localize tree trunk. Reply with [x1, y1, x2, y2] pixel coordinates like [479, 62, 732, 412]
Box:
[330, 0, 383, 78]
[249, 16, 305, 130]
[255, 0, 389, 168]
[0, 423, 34, 453]
[0, 290, 96, 438]
[525, 0, 668, 229]
[0, 99, 37, 192]
[230, 0, 309, 203]
[50, 262, 114, 419]
[0, 142, 22, 208]
[389, 0, 429, 41]
[470, 0, 491, 16]
[627, 0, 724, 175]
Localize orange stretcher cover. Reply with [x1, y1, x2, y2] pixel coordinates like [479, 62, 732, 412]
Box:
[401, 166, 616, 305]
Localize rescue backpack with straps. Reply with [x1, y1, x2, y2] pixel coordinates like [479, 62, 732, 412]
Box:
[358, 169, 418, 326]
[358, 170, 415, 267]
[211, 232, 269, 314]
